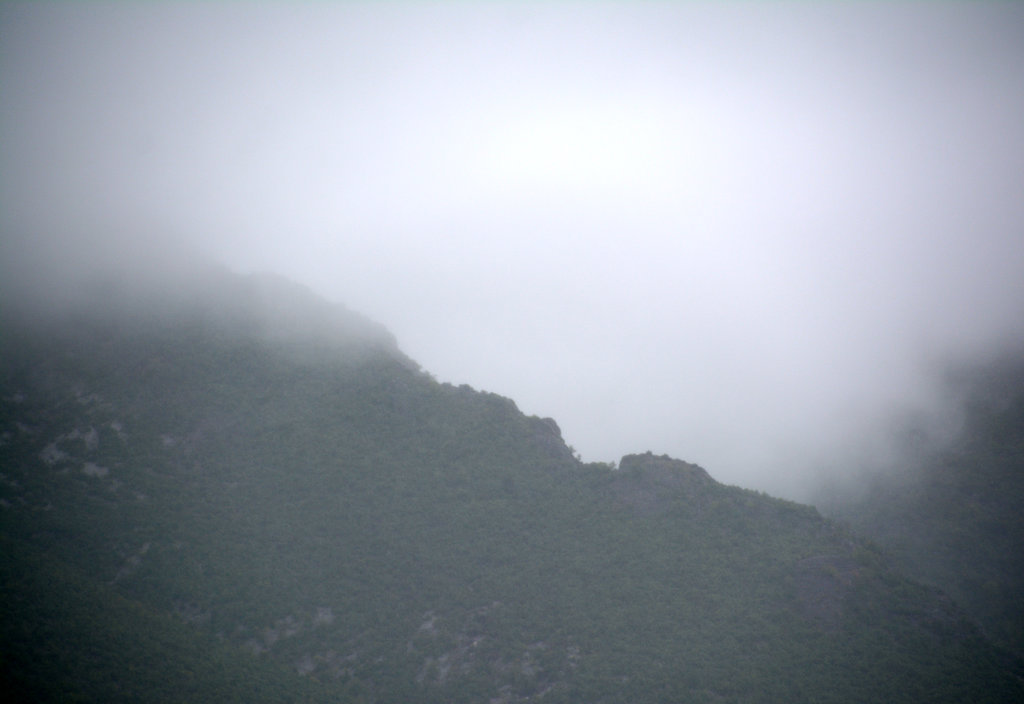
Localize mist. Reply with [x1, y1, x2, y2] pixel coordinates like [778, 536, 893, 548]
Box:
[3, 2, 1023, 498]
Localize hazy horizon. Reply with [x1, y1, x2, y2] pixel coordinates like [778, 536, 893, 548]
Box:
[3, 2, 1023, 498]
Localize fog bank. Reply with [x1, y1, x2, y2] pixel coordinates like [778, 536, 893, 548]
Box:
[3, 3, 1023, 497]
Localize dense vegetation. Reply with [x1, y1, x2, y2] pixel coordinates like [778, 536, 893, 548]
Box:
[818, 353, 1024, 657]
[2, 267, 1022, 702]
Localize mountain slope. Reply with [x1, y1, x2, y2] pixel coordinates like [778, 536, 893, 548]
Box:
[0, 533, 340, 704]
[2, 265, 1022, 703]
[818, 353, 1024, 656]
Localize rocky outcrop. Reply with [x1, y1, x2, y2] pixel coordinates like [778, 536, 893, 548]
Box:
[612, 452, 717, 515]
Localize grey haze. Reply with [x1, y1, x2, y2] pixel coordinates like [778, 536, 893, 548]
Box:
[2, 2, 1023, 498]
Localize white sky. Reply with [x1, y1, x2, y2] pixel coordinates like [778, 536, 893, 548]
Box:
[3, 2, 1024, 497]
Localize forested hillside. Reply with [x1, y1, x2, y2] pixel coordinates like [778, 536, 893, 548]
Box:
[818, 353, 1024, 657]
[2, 266, 1022, 703]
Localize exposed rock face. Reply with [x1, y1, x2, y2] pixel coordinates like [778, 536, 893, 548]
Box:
[612, 452, 717, 515]
[529, 416, 576, 462]
[618, 452, 716, 488]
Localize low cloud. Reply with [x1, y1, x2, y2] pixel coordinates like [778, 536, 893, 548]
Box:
[3, 3, 1022, 497]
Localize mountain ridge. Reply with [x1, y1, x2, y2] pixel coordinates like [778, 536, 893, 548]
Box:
[2, 260, 1022, 702]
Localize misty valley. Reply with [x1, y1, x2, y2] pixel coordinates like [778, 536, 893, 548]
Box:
[2, 263, 1022, 703]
